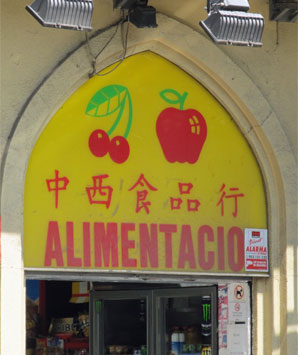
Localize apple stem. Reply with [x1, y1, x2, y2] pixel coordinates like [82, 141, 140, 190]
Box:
[179, 92, 188, 110]
[160, 89, 188, 110]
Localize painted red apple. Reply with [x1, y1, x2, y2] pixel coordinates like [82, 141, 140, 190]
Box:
[156, 90, 207, 164]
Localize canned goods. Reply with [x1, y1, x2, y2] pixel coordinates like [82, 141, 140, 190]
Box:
[201, 323, 212, 336]
[202, 296, 211, 324]
[201, 323, 212, 344]
[202, 345, 212, 355]
[141, 345, 147, 355]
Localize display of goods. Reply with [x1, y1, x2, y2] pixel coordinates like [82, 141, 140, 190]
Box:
[201, 324, 211, 337]
[182, 343, 202, 354]
[108, 345, 130, 354]
[185, 327, 200, 344]
[74, 313, 89, 338]
[72, 350, 89, 355]
[49, 317, 74, 335]
[171, 327, 180, 355]
[201, 323, 211, 345]
[202, 345, 211, 355]
[47, 336, 64, 355]
[35, 337, 47, 355]
[26, 298, 39, 339]
[201, 296, 211, 324]
[179, 331, 185, 354]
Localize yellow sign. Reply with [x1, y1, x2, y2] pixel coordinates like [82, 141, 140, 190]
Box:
[24, 51, 267, 274]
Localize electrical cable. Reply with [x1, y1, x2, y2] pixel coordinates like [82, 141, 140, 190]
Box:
[86, 11, 130, 77]
[85, 19, 122, 64]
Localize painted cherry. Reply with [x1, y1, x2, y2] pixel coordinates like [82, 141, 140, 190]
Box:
[87, 85, 133, 164]
[156, 90, 207, 164]
[89, 129, 110, 157]
[109, 136, 130, 164]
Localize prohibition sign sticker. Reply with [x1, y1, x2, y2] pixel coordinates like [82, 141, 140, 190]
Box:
[234, 303, 241, 312]
[234, 285, 244, 300]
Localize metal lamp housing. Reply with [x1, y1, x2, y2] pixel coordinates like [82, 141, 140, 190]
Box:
[130, 5, 157, 28]
[269, 0, 298, 22]
[113, 0, 148, 9]
[26, 0, 93, 31]
[200, 10, 264, 46]
[201, 0, 264, 46]
[113, 0, 157, 28]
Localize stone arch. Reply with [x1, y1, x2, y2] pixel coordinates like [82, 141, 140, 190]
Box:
[1, 13, 294, 355]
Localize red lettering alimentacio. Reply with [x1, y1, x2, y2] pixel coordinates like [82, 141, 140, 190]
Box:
[44, 221, 244, 272]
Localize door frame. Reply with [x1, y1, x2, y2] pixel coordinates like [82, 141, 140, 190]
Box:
[90, 289, 154, 355]
[90, 286, 218, 355]
[154, 287, 218, 355]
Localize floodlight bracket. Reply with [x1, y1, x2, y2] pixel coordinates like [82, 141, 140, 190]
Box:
[129, 5, 157, 27]
[113, 0, 157, 28]
[113, 0, 148, 10]
[207, 0, 250, 12]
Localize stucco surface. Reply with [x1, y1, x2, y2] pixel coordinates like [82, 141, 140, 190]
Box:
[1, 0, 296, 162]
[0, 1, 297, 354]
[150, 0, 298, 158]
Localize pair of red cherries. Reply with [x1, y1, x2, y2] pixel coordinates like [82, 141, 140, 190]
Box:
[88, 129, 130, 164]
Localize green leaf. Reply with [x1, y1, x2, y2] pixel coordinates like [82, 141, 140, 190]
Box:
[86, 85, 127, 117]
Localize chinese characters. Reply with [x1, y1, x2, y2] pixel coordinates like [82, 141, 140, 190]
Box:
[86, 175, 113, 208]
[128, 174, 158, 214]
[46, 171, 245, 217]
[46, 170, 69, 208]
[216, 184, 245, 218]
[170, 182, 201, 212]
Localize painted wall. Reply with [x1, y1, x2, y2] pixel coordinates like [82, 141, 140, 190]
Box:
[0, 0, 297, 354]
[1, 1, 296, 161]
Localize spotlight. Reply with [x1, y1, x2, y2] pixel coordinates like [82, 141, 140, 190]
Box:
[113, 0, 157, 28]
[26, 0, 93, 31]
[269, 0, 298, 22]
[200, 0, 264, 47]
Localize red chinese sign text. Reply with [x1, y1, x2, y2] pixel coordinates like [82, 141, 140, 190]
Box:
[46, 170, 69, 208]
[128, 174, 158, 214]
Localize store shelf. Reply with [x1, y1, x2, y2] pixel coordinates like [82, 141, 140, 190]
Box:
[64, 337, 89, 350]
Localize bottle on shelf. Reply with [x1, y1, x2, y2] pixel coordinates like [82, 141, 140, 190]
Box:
[171, 327, 180, 355]
[178, 328, 185, 355]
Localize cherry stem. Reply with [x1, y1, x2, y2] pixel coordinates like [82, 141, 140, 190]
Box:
[123, 92, 133, 139]
[107, 96, 126, 137]
[160, 89, 188, 110]
[107, 91, 132, 139]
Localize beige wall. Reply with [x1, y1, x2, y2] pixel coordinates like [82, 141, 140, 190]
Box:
[1, 1, 297, 161]
[1, 1, 297, 354]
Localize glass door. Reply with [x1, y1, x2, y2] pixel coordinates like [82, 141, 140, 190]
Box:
[90, 290, 153, 355]
[90, 286, 217, 355]
[154, 287, 217, 355]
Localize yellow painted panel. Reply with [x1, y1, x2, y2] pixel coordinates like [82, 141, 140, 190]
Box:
[24, 52, 267, 274]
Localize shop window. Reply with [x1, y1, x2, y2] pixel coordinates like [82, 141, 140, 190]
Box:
[90, 286, 217, 355]
[26, 280, 89, 355]
[26, 281, 220, 354]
